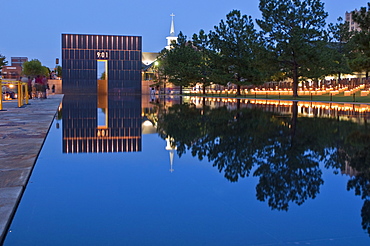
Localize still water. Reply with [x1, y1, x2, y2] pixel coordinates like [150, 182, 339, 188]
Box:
[4, 95, 370, 245]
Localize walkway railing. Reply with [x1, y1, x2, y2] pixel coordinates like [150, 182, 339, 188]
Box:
[0, 79, 29, 110]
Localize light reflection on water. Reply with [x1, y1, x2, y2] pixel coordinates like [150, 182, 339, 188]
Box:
[4, 95, 370, 245]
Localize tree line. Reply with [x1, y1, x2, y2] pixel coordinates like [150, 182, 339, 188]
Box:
[155, 1, 370, 98]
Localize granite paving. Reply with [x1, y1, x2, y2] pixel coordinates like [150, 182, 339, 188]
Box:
[0, 94, 63, 244]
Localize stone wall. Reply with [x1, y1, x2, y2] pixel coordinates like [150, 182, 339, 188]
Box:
[48, 79, 63, 94]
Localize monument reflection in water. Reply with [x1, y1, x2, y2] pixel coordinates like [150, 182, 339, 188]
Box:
[62, 93, 142, 153]
[61, 33, 143, 153]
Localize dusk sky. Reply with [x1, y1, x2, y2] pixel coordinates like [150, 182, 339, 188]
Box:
[1, 0, 368, 68]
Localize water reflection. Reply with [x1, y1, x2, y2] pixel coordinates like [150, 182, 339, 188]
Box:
[5, 95, 370, 245]
[151, 96, 370, 234]
[62, 94, 142, 153]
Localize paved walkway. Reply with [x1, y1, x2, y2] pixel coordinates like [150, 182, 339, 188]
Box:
[0, 94, 63, 244]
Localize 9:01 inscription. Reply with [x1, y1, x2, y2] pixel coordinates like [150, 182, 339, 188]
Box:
[96, 51, 109, 59]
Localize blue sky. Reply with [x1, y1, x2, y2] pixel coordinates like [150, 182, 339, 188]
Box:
[1, 0, 368, 68]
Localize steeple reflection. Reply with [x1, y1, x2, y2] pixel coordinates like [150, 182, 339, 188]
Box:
[165, 136, 177, 172]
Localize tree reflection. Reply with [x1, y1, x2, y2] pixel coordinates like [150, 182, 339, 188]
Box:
[253, 102, 324, 210]
[157, 101, 327, 208]
[191, 106, 279, 181]
[155, 99, 370, 234]
[342, 130, 370, 235]
[156, 103, 205, 156]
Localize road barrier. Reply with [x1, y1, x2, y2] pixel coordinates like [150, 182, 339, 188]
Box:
[0, 79, 29, 110]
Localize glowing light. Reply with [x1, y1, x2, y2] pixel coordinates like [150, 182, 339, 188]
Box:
[143, 120, 153, 127]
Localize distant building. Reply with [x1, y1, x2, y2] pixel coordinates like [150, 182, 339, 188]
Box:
[142, 52, 159, 80]
[345, 10, 361, 32]
[1, 66, 22, 80]
[11, 57, 28, 67]
[1, 57, 28, 79]
[141, 52, 159, 93]
[142, 52, 159, 67]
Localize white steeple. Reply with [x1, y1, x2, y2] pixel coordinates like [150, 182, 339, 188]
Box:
[170, 13, 175, 36]
[166, 13, 178, 49]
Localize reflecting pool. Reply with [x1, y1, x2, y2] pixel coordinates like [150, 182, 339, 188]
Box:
[4, 95, 370, 245]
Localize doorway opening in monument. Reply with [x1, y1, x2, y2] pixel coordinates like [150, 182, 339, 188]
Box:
[97, 60, 108, 91]
[97, 60, 108, 130]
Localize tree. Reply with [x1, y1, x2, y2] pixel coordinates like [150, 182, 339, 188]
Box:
[56, 65, 62, 78]
[151, 55, 168, 91]
[350, 3, 370, 79]
[299, 39, 352, 88]
[192, 29, 215, 94]
[326, 17, 353, 81]
[257, 0, 329, 98]
[100, 72, 106, 80]
[23, 59, 49, 78]
[0, 54, 7, 70]
[209, 10, 265, 95]
[158, 32, 202, 93]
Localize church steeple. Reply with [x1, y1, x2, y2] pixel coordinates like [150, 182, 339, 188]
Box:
[166, 13, 178, 49]
[170, 13, 175, 36]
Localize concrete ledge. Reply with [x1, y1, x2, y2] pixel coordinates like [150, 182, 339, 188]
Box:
[0, 187, 23, 243]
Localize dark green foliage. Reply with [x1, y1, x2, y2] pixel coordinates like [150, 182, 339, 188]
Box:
[349, 3, 370, 78]
[192, 30, 215, 93]
[159, 32, 202, 90]
[327, 17, 353, 80]
[156, 3, 369, 94]
[56, 65, 62, 78]
[326, 20, 353, 80]
[257, 0, 329, 97]
[209, 10, 266, 95]
[352, 3, 370, 31]
[23, 59, 49, 77]
[0, 54, 7, 70]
